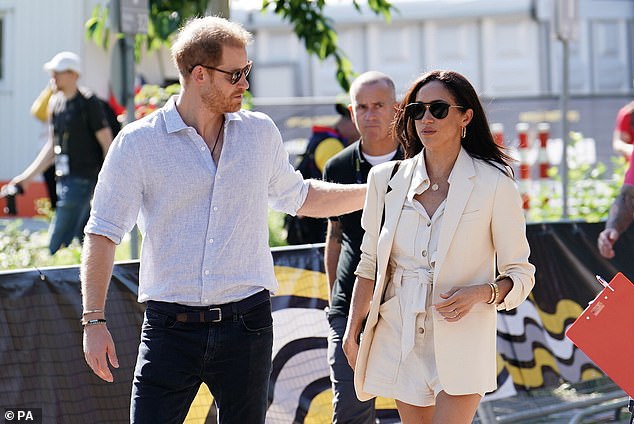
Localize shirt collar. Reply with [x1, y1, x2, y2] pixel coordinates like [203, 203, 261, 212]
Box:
[408, 151, 430, 202]
[357, 140, 404, 163]
[408, 148, 456, 201]
[162, 95, 243, 134]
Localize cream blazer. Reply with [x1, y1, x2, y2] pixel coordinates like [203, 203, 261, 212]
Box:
[354, 147, 535, 400]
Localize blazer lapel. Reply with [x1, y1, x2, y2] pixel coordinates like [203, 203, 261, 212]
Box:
[375, 160, 416, 287]
[434, 148, 475, 280]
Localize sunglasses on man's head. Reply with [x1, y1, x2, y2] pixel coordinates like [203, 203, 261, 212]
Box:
[191, 60, 253, 85]
[405, 101, 463, 120]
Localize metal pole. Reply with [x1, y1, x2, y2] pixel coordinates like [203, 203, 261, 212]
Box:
[560, 38, 569, 219]
[476, 402, 497, 424]
[124, 33, 140, 259]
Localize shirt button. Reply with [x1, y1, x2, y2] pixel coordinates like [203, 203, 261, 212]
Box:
[209, 238, 214, 244]
[213, 206, 218, 211]
[200, 146, 205, 151]
[203, 298, 209, 304]
[422, 250, 427, 257]
[426, 222, 431, 227]
[204, 270, 210, 275]
[418, 327, 425, 334]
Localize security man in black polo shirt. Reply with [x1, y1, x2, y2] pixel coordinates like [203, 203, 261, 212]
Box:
[3, 51, 112, 254]
[323, 71, 402, 423]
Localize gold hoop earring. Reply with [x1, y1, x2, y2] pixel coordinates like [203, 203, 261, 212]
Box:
[461, 126, 467, 139]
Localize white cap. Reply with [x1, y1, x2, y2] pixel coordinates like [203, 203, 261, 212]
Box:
[44, 51, 81, 74]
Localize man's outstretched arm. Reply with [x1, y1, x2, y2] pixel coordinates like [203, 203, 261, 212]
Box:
[297, 180, 366, 218]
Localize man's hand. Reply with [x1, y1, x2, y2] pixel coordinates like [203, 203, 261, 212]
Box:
[597, 228, 619, 259]
[342, 327, 360, 370]
[83, 325, 119, 382]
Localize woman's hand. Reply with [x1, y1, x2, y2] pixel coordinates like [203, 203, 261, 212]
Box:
[433, 284, 490, 322]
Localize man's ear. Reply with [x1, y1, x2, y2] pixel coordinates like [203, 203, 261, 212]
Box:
[190, 66, 207, 84]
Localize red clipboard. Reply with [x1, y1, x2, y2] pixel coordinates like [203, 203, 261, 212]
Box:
[565, 272, 634, 397]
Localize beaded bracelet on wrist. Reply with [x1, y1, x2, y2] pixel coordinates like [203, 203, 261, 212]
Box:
[82, 318, 107, 327]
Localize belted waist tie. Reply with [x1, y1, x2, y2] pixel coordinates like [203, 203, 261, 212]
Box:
[389, 266, 433, 359]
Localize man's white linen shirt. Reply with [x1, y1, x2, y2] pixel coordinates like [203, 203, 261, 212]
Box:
[85, 96, 309, 306]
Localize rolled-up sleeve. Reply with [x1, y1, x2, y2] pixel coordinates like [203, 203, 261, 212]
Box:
[492, 175, 535, 311]
[84, 132, 144, 244]
[267, 123, 309, 214]
[355, 167, 383, 280]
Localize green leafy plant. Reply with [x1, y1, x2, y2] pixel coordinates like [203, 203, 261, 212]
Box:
[268, 209, 288, 247]
[526, 131, 626, 223]
[85, 0, 395, 91]
[134, 83, 181, 118]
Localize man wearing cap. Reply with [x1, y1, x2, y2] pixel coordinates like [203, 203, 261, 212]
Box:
[286, 102, 360, 244]
[1, 51, 113, 254]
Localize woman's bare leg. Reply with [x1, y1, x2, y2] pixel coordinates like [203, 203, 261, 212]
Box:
[432, 391, 481, 424]
[395, 399, 434, 424]
[394, 391, 481, 424]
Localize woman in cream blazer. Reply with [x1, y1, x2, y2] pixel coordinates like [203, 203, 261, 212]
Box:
[343, 70, 535, 424]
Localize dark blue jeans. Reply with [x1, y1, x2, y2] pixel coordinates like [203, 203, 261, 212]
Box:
[130, 295, 274, 424]
[328, 314, 376, 424]
[49, 175, 95, 254]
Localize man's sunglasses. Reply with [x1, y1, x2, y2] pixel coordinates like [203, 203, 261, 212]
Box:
[191, 60, 253, 85]
[405, 101, 463, 120]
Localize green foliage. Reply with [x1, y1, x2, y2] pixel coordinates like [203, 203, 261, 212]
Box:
[85, 0, 395, 92]
[526, 132, 626, 223]
[86, 0, 209, 53]
[268, 209, 288, 247]
[261, 0, 394, 91]
[141, 0, 209, 51]
[0, 220, 75, 270]
[85, 4, 113, 49]
[134, 83, 181, 118]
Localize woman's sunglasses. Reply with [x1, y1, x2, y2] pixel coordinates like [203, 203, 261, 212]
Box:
[191, 60, 253, 85]
[405, 101, 463, 120]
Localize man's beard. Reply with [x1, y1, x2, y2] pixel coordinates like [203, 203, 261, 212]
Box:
[201, 83, 243, 114]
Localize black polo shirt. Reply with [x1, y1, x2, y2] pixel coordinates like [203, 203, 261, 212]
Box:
[50, 89, 108, 179]
[323, 140, 403, 318]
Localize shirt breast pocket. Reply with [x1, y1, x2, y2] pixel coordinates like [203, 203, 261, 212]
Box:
[460, 208, 482, 223]
[392, 207, 419, 257]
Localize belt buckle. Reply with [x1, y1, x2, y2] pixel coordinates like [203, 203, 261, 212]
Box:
[209, 307, 222, 322]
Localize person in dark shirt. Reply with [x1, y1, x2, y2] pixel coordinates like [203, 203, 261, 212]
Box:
[286, 103, 360, 245]
[322, 71, 402, 423]
[1, 52, 113, 253]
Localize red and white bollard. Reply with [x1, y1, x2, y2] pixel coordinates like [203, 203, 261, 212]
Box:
[516, 122, 531, 212]
[537, 122, 551, 180]
[491, 123, 505, 146]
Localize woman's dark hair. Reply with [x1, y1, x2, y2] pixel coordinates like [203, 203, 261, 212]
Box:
[392, 70, 514, 177]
